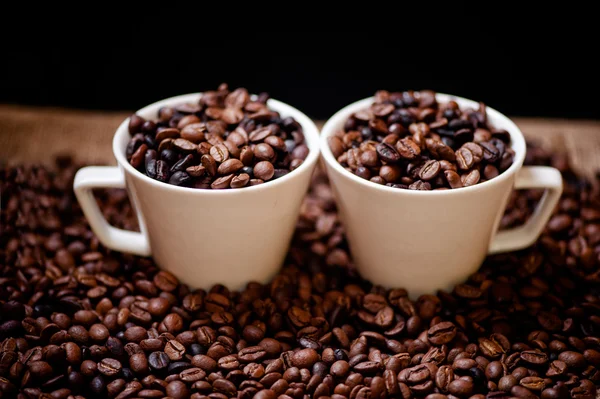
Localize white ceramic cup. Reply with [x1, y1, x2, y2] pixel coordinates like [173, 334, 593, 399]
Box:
[320, 94, 563, 297]
[74, 93, 320, 291]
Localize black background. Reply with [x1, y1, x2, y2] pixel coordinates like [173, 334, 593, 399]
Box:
[1, 26, 598, 120]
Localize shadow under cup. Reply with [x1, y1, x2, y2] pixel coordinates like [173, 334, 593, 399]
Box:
[320, 94, 562, 298]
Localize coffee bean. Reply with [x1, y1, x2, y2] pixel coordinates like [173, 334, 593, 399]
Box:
[455, 148, 474, 170]
[238, 346, 267, 363]
[160, 313, 183, 333]
[149, 352, 170, 371]
[208, 174, 232, 189]
[98, 358, 122, 377]
[129, 352, 149, 375]
[192, 354, 217, 372]
[376, 143, 401, 163]
[559, 351, 586, 368]
[3, 146, 599, 399]
[481, 141, 501, 162]
[520, 376, 545, 391]
[292, 349, 319, 368]
[332, 90, 513, 189]
[124, 326, 147, 342]
[419, 160, 441, 181]
[354, 361, 383, 374]
[165, 340, 186, 361]
[400, 364, 431, 384]
[511, 385, 537, 399]
[89, 323, 109, 342]
[253, 161, 275, 181]
[485, 361, 504, 380]
[90, 375, 106, 395]
[461, 169, 480, 186]
[520, 350, 548, 365]
[168, 170, 191, 186]
[331, 360, 350, 378]
[217, 159, 244, 175]
[125, 85, 305, 189]
[499, 375, 517, 392]
[436, 365, 454, 392]
[155, 160, 169, 181]
[165, 380, 189, 399]
[448, 378, 474, 397]
[213, 378, 236, 396]
[29, 360, 53, 379]
[178, 367, 205, 384]
[249, 126, 274, 142]
[167, 361, 191, 374]
[209, 144, 229, 163]
[154, 271, 178, 292]
[170, 154, 194, 173]
[428, 322, 457, 345]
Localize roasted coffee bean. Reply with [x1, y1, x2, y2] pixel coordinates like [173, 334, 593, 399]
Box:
[168, 171, 191, 186]
[170, 154, 194, 173]
[89, 323, 109, 342]
[1, 146, 598, 399]
[166, 380, 189, 399]
[126, 84, 306, 189]
[520, 350, 548, 365]
[253, 161, 275, 181]
[239, 346, 267, 363]
[499, 374, 518, 392]
[331, 90, 514, 188]
[449, 378, 474, 397]
[149, 352, 170, 371]
[559, 351, 586, 368]
[354, 361, 383, 374]
[511, 385, 537, 399]
[481, 141, 501, 162]
[292, 348, 319, 368]
[485, 361, 504, 380]
[98, 358, 122, 376]
[168, 361, 192, 374]
[419, 160, 441, 181]
[376, 143, 401, 163]
[29, 360, 53, 379]
[428, 322, 457, 345]
[165, 340, 186, 361]
[436, 365, 454, 392]
[520, 376, 545, 391]
[130, 352, 149, 374]
[155, 160, 169, 182]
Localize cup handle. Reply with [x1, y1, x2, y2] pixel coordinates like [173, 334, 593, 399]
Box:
[488, 166, 563, 254]
[73, 166, 152, 256]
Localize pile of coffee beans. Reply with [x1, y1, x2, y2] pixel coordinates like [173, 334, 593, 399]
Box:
[1, 145, 598, 399]
[126, 84, 308, 189]
[329, 90, 515, 190]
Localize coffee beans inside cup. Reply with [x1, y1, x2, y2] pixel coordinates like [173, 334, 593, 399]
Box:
[329, 90, 515, 190]
[126, 84, 308, 189]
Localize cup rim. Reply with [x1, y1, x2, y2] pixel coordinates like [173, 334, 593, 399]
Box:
[112, 93, 320, 195]
[320, 93, 526, 196]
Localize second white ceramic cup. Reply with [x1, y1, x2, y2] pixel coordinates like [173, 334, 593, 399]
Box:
[74, 93, 320, 291]
[321, 94, 563, 297]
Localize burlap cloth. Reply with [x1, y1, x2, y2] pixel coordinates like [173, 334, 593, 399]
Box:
[1, 105, 599, 180]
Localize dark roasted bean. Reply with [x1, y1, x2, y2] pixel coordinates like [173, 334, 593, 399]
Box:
[428, 322, 457, 345]
[1, 141, 597, 399]
[330, 90, 514, 188]
[98, 358, 122, 377]
[124, 84, 306, 188]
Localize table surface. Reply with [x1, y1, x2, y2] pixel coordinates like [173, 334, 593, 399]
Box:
[1, 104, 599, 180]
